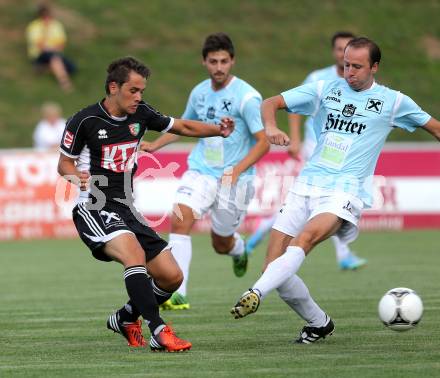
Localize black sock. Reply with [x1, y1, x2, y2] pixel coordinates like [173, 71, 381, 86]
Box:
[124, 265, 164, 334]
[150, 279, 173, 305]
[117, 300, 141, 323]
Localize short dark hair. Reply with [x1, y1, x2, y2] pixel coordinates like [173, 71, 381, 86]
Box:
[331, 31, 356, 47]
[345, 37, 381, 67]
[202, 33, 235, 59]
[105, 57, 150, 94]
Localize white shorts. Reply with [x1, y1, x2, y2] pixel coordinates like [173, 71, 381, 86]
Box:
[174, 170, 255, 236]
[273, 191, 363, 244]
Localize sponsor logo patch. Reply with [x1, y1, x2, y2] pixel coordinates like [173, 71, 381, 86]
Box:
[324, 113, 367, 135]
[128, 123, 140, 136]
[99, 210, 125, 228]
[98, 129, 108, 139]
[207, 106, 216, 119]
[101, 141, 138, 172]
[343, 200, 353, 214]
[221, 99, 233, 112]
[342, 104, 356, 117]
[325, 96, 341, 103]
[330, 87, 342, 97]
[63, 131, 74, 148]
[366, 98, 384, 113]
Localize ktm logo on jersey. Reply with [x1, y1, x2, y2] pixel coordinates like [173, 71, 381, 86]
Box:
[101, 141, 138, 172]
[63, 131, 74, 148]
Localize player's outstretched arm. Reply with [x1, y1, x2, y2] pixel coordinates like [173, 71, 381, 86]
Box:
[170, 117, 234, 138]
[140, 133, 180, 153]
[261, 95, 290, 146]
[422, 117, 440, 141]
[140, 117, 234, 153]
[222, 130, 270, 185]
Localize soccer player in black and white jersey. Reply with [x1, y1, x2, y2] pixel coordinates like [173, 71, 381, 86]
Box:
[57, 57, 234, 352]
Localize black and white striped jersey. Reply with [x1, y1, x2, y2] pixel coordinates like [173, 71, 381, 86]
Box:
[60, 100, 174, 205]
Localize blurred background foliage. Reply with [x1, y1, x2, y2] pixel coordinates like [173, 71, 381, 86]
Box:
[0, 0, 439, 147]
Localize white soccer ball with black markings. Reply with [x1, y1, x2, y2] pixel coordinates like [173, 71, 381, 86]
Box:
[378, 287, 423, 331]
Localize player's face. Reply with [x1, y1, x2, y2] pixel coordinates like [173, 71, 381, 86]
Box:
[203, 50, 235, 89]
[344, 46, 378, 91]
[110, 71, 146, 115]
[332, 37, 353, 69]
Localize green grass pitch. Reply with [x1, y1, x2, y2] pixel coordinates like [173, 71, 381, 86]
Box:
[0, 230, 439, 377]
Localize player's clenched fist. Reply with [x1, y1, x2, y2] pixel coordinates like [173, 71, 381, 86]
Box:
[265, 126, 290, 146]
[219, 117, 235, 137]
[79, 170, 90, 191]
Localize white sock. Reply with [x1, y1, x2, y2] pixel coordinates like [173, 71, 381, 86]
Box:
[256, 215, 277, 236]
[277, 274, 327, 327]
[169, 233, 192, 297]
[227, 233, 245, 257]
[332, 235, 351, 262]
[252, 246, 305, 299]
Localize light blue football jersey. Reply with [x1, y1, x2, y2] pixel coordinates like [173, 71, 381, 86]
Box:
[282, 79, 431, 207]
[182, 76, 263, 178]
[302, 65, 341, 145]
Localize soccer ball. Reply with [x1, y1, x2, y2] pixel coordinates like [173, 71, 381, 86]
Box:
[378, 287, 423, 331]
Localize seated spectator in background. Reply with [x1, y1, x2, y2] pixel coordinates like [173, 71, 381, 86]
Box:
[26, 3, 76, 92]
[33, 102, 66, 150]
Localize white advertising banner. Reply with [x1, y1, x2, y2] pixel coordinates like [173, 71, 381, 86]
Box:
[0, 144, 439, 240]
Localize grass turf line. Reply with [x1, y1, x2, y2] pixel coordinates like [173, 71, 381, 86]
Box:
[0, 231, 439, 377]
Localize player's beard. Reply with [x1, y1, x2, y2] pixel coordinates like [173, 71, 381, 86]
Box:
[213, 72, 227, 85]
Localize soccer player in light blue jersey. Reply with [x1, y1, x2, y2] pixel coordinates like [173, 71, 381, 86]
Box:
[143, 33, 269, 310]
[231, 37, 440, 343]
[246, 32, 366, 270]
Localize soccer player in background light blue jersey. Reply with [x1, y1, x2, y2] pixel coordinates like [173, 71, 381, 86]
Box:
[246, 32, 367, 270]
[231, 37, 440, 344]
[143, 33, 269, 310]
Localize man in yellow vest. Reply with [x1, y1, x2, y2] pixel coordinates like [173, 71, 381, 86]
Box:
[26, 4, 76, 92]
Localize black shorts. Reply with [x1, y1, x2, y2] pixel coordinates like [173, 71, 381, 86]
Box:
[72, 201, 168, 262]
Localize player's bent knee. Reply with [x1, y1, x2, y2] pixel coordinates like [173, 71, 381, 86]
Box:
[212, 240, 231, 255]
[212, 245, 229, 254]
[295, 231, 320, 251]
[170, 204, 197, 234]
[152, 257, 183, 290]
[211, 232, 234, 254]
[170, 215, 192, 234]
[163, 268, 183, 291]
[173, 269, 184, 289]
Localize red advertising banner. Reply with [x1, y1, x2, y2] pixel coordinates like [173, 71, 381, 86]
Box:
[0, 151, 78, 240]
[0, 144, 439, 240]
